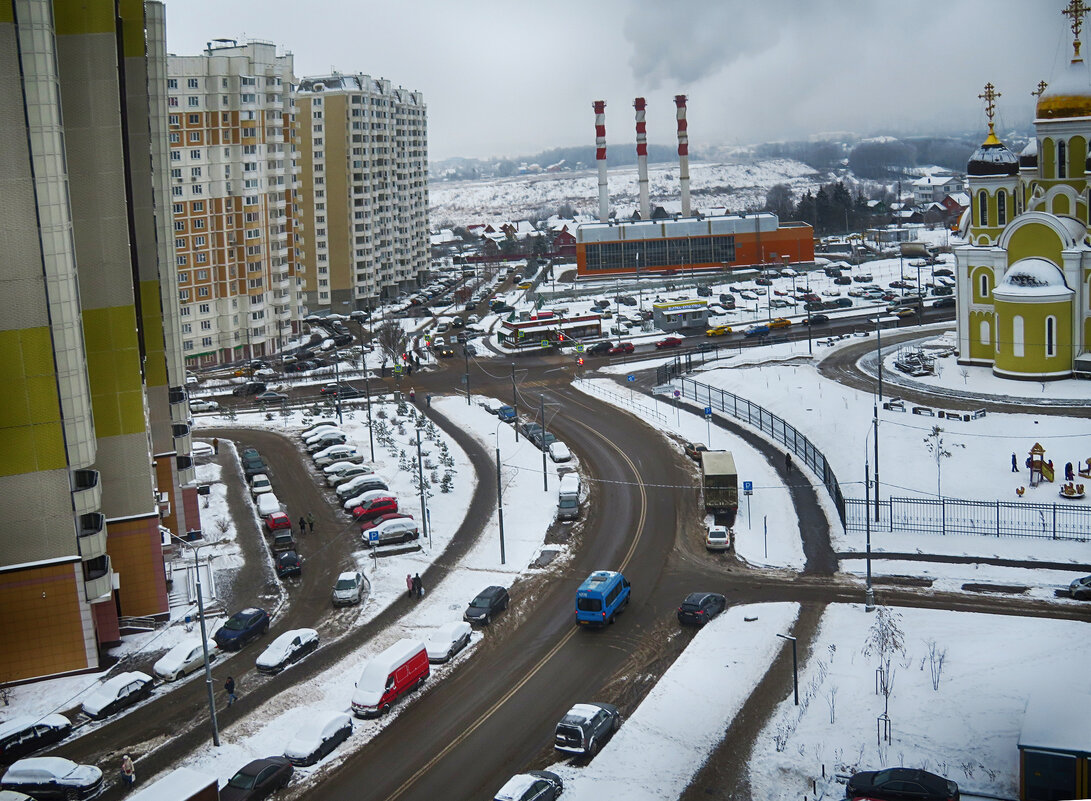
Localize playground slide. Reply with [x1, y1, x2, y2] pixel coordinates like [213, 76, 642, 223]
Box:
[1041, 462, 1055, 482]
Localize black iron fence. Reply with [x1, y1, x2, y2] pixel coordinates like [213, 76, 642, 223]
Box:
[846, 496, 1091, 541]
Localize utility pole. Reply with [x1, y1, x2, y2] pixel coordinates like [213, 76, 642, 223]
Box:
[511, 362, 519, 441]
[540, 395, 548, 491]
[464, 345, 471, 405]
[873, 405, 880, 522]
[363, 351, 374, 462]
[333, 351, 343, 425]
[865, 455, 875, 611]
[416, 427, 428, 545]
[496, 442, 506, 565]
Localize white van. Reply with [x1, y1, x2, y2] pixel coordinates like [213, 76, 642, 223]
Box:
[557, 472, 581, 521]
[256, 493, 282, 517]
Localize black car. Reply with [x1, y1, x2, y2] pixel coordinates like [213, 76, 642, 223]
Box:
[933, 267, 954, 277]
[0, 715, 73, 762]
[465, 586, 510, 625]
[320, 383, 362, 398]
[677, 592, 726, 626]
[845, 767, 960, 801]
[933, 297, 956, 308]
[803, 313, 830, 325]
[494, 770, 563, 801]
[696, 285, 713, 296]
[243, 458, 270, 481]
[833, 276, 852, 285]
[275, 550, 302, 578]
[554, 701, 621, 757]
[214, 607, 271, 651]
[587, 341, 613, 356]
[519, 421, 543, 440]
[220, 757, 294, 801]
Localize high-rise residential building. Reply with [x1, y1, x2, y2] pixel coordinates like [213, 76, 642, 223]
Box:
[296, 74, 428, 311]
[167, 40, 303, 367]
[0, 0, 197, 682]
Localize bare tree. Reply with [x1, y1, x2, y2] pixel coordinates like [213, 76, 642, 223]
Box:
[863, 605, 905, 717]
[922, 425, 964, 498]
[926, 639, 947, 691]
[374, 320, 407, 367]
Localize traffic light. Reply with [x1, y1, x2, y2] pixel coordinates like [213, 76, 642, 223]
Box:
[558, 332, 566, 341]
[577, 357, 584, 366]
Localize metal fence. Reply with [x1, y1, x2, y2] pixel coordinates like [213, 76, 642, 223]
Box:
[664, 370, 846, 523]
[846, 495, 1091, 541]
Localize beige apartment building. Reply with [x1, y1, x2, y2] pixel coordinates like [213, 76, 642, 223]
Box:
[167, 40, 304, 367]
[0, 0, 197, 682]
[296, 74, 428, 311]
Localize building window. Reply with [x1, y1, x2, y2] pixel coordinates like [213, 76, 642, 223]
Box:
[168, 96, 179, 107]
[189, 132, 200, 143]
[179, 289, 190, 301]
[172, 186, 183, 196]
[196, 253, 208, 264]
[183, 340, 193, 351]
[174, 221, 185, 231]
[997, 192, 1006, 226]
[170, 150, 181, 161]
[979, 318, 990, 348]
[1045, 315, 1057, 357]
[197, 286, 210, 297]
[175, 238, 185, 249]
[168, 78, 178, 89]
[187, 78, 199, 89]
[188, 96, 199, 107]
[192, 219, 205, 229]
[978, 190, 988, 227]
[169, 132, 180, 143]
[202, 337, 213, 346]
[196, 269, 208, 280]
[192, 185, 203, 195]
[187, 113, 200, 125]
[198, 303, 210, 313]
[1012, 315, 1025, 357]
[201, 320, 212, 330]
[979, 273, 990, 299]
[191, 167, 202, 178]
[181, 323, 191, 333]
[176, 255, 187, 266]
[1058, 140, 1068, 179]
[193, 201, 204, 212]
[180, 306, 190, 316]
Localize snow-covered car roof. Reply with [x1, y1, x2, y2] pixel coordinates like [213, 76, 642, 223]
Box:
[81, 672, 151, 715]
[336, 571, 361, 584]
[2, 756, 100, 783]
[154, 638, 212, 672]
[256, 628, 318, 669]
[283, 712, 351, 760]
[0, 714, 70, 739]
[494, 774, 538, 800]
[425, 621, 471, 655]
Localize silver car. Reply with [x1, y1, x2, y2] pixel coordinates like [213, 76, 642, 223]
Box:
[332, 571, 365, 606]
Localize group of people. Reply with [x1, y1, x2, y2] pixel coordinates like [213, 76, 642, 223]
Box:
[406, 573, 425, 598]
[297, 512, 315, 534]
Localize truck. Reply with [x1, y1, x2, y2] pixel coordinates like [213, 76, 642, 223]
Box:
[701, 450, 738, 513]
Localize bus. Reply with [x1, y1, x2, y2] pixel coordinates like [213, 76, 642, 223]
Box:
[575, 571, 631, 627]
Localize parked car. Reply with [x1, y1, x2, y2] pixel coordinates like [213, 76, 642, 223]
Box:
[933, 297, 956, 308]
[519, 421, 543, 440]
[1069, 575, 1091, 599]
[496, 405, 517, 423]
[189, 399, 220, 412]
[275, 550, 303, 579]
[677, 592, 727, 627]
[0, 716, 72, 763]
[337, 474, 389, 501]
[153, 637, 217, 682]
[300, 420, 340, 438]
[81, 671, 154, 719]
[684, 442, 708, 462]
[425, 621, 473, 664]
[272, 530, 296, 554]
[706, 525, 731, 551]
[326, 464, 373, 488]
[283, 712, 353, 767]
[464, 585, 510, 625]
[1, 757, 103, 800]
[323, 460, 370, 479]
[352, 495, 399, 521]
[343, 481, 394, 510]
[933, 267, 954, 277]
[254, 391, 288, 404]
[362, 517, 420, 547]
[255, 493, 282, 518]
[214, 607, 270, 651]
[531, 431, 557, 451]
[220, 757, 293, 801]
[191, 441, 215, 459]
[549, 442, 572, 463]
[359, 512, 412, 533]
[306, 432, 347, 453]
[706, 325, 732, 337]
[332, 571, 366, 606]
[656, 336, 683, 349]
[263, 512, 293, 534]
[303, 425, 342, 444]
[608, 342, 635, 355]
[313, 445, 360, 467]
[493, 771, 563, 801]
[554, 702, 621, 757]
[249, 473, 273, 497]
[845, 767, 960, 801]
[243, 457, 270, 481]
[833, 275, 852, 285]
[255, 628, 319, 675]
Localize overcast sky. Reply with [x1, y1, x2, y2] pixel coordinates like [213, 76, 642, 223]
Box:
[164, 0, 1082, 162]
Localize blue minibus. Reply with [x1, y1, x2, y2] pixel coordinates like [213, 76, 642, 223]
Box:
[576, 570, 631, 627]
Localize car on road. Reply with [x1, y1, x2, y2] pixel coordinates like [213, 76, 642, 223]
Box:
[220, 756, 293, 801]
[1069, 575, 1091, 599]
[0, 715, 73, 763]
[263, 512, 293, 534]
[493, 770, 563, 801]
[684, 442, 708, 462]
[189, 398, 220, 412]
[153, 637, 217, 682]
[436, 346, 456, 358]
[743, 324, 770, 338]
[249, 473, 273, 497]
[803, 313, 830, 325]
[254, 391, 288, 404]
[932, 297, 956, 308]
[255, 628, 319, 675]
[425, 621, 473, 664]
[231, 381, 267, 397]
[549, 441, 572, 463]
[586, 340, 613, 355]
[554, 702, 621, 757]
[769, 317, 792, 329]
[706, 525, 731, 551]
[845, 767, 959, 801]
[465, 585, 510, 625]
[275, 550, 303, 579]
[283, 712, 353, 767]
[706, 325, 732, 337]
[0, 757, 103, 800]
[332, 571, 366, 606]
[655, 336, 683, 349]
[272, 530, 296, 553]
[319, 383, 362, 399]
[81, 671, 154, 719]
[677, 592, 727, 626]
[214, 607, 270, 651]
[892, 306, 918, 319]
[463, 344, 478, 357]
[608, 342, 634, 355]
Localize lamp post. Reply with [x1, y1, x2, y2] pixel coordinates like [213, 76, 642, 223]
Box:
[776, 633, 799, 705]
[362, 351, 375, 462]
[416, 425, 430, 549]
[171, 536, 220, 746]
[864, 417, 877, 611]
[494, 425, 507, 565]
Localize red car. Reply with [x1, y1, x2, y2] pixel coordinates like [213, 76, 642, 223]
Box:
[264, 512, 293, 533]
[352, 496, 399, 521]
[655, 336, 683, 349]
[608, 342, 634, 355]
[360, 512, 413, 532]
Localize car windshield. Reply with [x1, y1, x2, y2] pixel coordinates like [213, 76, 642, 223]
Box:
[577, 598, 602, 612]
[471, 594, 494, 608]
[223, 616, 248, 631]
[335, 578, 357, 590]
[228, 770, 258, 789]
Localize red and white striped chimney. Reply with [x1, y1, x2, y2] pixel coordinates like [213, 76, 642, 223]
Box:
[634, 97, 650, 220]
[675, 94, 691, 218]
[594, 100, 609, 223]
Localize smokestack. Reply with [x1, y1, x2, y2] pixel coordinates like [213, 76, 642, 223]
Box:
[594, 100, 609, 223]
[635, 97, 650, 220]
[675, 94, 691, 218]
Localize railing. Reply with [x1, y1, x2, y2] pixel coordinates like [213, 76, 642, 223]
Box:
[575, 378, 668, 424]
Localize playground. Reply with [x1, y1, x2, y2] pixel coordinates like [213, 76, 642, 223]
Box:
[1017, 443, 1089, 500]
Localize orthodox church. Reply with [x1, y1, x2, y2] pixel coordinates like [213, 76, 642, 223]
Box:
[955, 0, 1091, 379]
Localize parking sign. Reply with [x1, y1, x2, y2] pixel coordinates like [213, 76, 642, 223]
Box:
[627, 375, 636, 383]
[368, 530, 380, 545]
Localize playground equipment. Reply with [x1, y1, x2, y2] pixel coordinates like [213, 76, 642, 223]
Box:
[1060, 482, 1086, 499]
[1079, 459, 1091, 479]
[1027, 443, 1054, 487]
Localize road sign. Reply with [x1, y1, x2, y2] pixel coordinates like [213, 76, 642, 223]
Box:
[627, 375, 636, 383]
[704, 405, 712, 418]
[575, 344, 584, 353]
[368, 530, 379, 545]
[673, 390, 681, 398]
[541, 339, 550, 348]
[743, 480, 753, 495]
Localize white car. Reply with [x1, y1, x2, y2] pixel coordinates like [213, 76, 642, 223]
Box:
[189, 399, 219, 412]
[255, 492, 282, 517]
[332, 571, 365, 606]
[153, 638, 218, 681]
[313, 445, 359, 467]
[305, 427, 345, 446]
[300, 419, 340, 438]
[425, 621, 472, 664]
[336, 474, 388, 501]
[81, 671, 153, 719]
[283, 711, 353, 767]
[250, 474, 273, 497]
[255, 628, 319, 675]
[706, 525, 731, 551]
[307, 433, 347, 453]
[494, 771, 563, 801]
[343, 488, 392, 512]
[548, 442, 572, 463]
[326, 464, 374, 487]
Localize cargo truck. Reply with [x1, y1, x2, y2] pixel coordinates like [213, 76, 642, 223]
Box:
[701, 450, 738, 514]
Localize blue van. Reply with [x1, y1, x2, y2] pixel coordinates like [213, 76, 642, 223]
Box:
[575, 570, 631, 627]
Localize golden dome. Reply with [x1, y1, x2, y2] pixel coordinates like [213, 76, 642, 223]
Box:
[1037, 59, 1091, 119]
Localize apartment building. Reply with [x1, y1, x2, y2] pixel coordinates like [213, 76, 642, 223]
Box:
[0, 0, 196, 682]
[296, 74, 428, 310]
[167, 40, 303, 367]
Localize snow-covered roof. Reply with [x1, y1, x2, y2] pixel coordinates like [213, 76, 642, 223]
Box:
[913, 175, 960, 187]
[948, 192, 970, 206]
[1019, 691, 1091, 755]
[993, 258, 1072, 299]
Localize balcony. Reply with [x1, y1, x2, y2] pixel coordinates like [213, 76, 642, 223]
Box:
[83, 554, 112, 601]
[71, 469, 101, 517]
[168, 386, 187, 405]
[171, 423, 190, 438]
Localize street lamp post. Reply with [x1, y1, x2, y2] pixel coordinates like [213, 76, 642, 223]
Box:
[362, 351, 375, 462]
[172, 536, 220, 746]
[416, 426, 430, 549]
[776, 633, 799, 705]
[864, 417, 877, 611]
[494, 428, 507, 565]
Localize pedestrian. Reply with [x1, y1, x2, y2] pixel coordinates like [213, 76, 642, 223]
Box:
[298, 516, 306, 534]
[1066, 462, 1075, 482]
[409, 387, 416, 403]
[225, 675, 237, 707]
[406, 573, 414, 598]
[426, 394, 432, 408]
[306, 512, 315, 534]
[212, 437, 219, 454]
[785, 452, 793, 472]
[120, 754, 135, 787]
[413, 573, 424, 598]
[1011, 453, 1019, 473]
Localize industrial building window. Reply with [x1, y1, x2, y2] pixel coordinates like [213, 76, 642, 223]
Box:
[1045, 316, 1056, 357]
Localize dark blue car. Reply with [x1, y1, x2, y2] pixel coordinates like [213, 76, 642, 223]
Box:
[496, 405, 516, 423]
[214, 607, 270, 651]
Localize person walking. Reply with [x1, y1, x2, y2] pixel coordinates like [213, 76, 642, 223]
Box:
[306, 512, 315, 534]
[1012, 453, 1019, 473]
[785, 452, 793, 472]
[120, 754, 135, 788]
[298, 516, 306, 534]
[211, 437, 219, 455]
[413, 573, 424, 598]
[225, 675, 237, 707]
[409, 387, 416, 404]
[406, 574, 414, 598]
